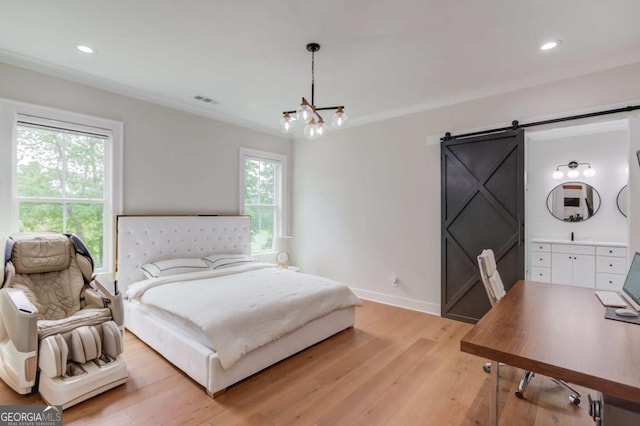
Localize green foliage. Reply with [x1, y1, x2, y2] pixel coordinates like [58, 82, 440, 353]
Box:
[244, 206, 275, 252]
[244, 158, 277, 252]
[244, 158, 275, 205]
[18, 202, 63, 231]
[16, 125, 106, 268]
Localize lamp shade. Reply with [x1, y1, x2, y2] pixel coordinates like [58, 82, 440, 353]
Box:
[274, 236, 293, 254]
[274, 236, 293, 268]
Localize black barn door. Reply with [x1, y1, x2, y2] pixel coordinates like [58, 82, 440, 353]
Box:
[441, 129, 525, 323]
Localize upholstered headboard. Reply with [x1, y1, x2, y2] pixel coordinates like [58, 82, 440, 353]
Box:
[116, 215, 251, 290]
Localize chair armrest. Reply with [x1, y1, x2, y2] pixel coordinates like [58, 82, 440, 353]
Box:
[0, 288, 38, 353]
[92, 275, 124, 327]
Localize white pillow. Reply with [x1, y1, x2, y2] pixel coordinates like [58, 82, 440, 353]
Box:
[203, 254, 257, 270]
[141, 258, 210, 278]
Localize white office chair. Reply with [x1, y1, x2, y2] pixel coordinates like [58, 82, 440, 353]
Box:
[477, 249, 581, 405]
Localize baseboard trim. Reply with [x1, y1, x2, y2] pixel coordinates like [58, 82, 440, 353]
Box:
[351, 288, 440, 316]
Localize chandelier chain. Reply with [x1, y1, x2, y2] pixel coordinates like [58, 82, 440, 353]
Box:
[311, 50, 315, 106]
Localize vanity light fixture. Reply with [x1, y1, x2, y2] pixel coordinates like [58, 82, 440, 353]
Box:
[279, 43, 347, 139]
[552, 161, 596, 180]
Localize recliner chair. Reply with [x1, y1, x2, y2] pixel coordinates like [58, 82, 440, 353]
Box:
[0, 232, 127, 408]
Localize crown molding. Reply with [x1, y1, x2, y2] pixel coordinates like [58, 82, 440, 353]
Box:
[0, 49, 287, 139]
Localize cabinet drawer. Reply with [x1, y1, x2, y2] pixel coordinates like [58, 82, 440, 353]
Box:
[531, 267, 551, 283]
[596, 246, 626, 258]
[552, 244, 595, 255]
[531, 253, 551, 267]
[596, 273, 625, 291]
[596, 257, 627, 274]
[531, 243, 551, 253]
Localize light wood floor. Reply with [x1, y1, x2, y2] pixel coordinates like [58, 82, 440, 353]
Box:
[1, 300, 593, 425]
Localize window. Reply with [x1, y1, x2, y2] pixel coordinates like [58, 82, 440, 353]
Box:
[0, 100, 122, 273]
[239, 148, 287, 253]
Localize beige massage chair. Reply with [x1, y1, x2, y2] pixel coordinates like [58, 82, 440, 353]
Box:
[0, 232, 127, 408]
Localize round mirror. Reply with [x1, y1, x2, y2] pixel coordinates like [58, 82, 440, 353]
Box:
[617, 185, 629, 217]
[546, 182, 601, 222]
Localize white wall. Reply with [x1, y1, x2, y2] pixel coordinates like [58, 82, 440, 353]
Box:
[630, 115, 640, 259]
[526, 124, 628, 244]
[293, 118, 441, 313]
[0, 62, 292, 232]
[293, 62, 640, 315]
[2, 60, 639, 314]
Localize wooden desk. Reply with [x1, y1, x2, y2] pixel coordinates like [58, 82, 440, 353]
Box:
[460, 280, 640, 424]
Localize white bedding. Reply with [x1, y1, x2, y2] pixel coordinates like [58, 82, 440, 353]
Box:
[126, 263, 362, 368]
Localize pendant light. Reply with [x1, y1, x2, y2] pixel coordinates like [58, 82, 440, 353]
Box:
[280, 43, 347, 139]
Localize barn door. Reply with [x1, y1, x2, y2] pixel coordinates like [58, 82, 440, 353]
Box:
[441, 129, 525, 323]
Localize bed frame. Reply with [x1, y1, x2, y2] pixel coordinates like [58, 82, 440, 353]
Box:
[116, 215, 355, 397]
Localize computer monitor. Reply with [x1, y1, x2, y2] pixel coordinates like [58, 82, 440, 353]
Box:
[622, 252, 640, 311]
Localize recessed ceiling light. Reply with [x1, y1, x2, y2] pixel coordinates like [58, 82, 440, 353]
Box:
[77, 45, 94, 54]
[540, 40, 560, 51]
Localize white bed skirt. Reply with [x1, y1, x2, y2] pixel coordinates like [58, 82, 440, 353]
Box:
[124, 300, 356, 396]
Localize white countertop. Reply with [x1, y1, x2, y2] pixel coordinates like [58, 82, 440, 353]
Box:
[530, 238, 627, 248]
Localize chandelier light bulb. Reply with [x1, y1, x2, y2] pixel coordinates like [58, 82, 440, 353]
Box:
[279, 113, 295, 133]
[552, 170, 564, 180]
[567, 169, 580, 179]
[296, 98, 313, 123]
[332, 107, 348, 128]
[304, 118, 317, 140]
[583, 167, 596, 178]
[315, 117, 325, 137]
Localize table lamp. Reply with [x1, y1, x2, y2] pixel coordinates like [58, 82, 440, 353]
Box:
[274, 236, 293, 268]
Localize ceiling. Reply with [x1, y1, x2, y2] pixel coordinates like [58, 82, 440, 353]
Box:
[1, 0, 640, 136]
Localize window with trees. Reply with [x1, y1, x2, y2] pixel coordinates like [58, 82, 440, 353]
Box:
[239, 148, 287, 254]
[1, 102, 123, 274]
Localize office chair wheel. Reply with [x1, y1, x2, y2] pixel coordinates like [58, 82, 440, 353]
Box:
[515, 390, 524, 399]
[570, 394, 581, 405]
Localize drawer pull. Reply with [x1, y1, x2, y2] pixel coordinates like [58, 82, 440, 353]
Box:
[609, 281, 613, 284]
[540, 258, 543, 261]
[610, 264, 613, 267]
[609, 250, 613, 253]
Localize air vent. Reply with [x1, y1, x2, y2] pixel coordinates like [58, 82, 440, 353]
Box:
[194, 95, 219, 105]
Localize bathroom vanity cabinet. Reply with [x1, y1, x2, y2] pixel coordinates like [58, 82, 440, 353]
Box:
[530, 240, 627, 290]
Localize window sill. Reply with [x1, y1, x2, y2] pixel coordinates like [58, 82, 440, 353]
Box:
[253, 251, 276, 262]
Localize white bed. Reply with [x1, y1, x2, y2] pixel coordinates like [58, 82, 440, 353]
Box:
[116, 215, 359, 397]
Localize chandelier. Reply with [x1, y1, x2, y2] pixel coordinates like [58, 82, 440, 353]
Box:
[552, 161, 596, 179]
[279, 43, 347, 139]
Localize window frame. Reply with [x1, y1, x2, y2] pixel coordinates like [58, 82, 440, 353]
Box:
[238, 147, 287, 254]
[0, 98, 123, 274]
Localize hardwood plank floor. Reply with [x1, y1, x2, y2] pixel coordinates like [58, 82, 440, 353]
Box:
[1, 300, 593, 425]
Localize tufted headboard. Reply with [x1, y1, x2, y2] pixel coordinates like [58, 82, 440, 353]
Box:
[116, 215, 251, 291]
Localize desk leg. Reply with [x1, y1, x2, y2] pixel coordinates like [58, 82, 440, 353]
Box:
[490, 360, 499, 426]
